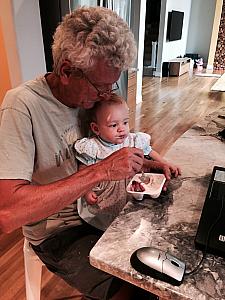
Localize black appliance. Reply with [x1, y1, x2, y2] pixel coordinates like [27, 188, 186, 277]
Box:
[195, 166, 225, 258]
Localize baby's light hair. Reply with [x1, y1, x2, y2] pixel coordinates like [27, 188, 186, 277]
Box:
[89, 93, 126, 124]
[52, 6, 137, 74]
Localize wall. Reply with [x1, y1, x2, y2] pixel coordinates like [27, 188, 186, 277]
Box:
[135, 0, 146, 103]
[214, 0, 225, 69]
[129, 0, 146, 103]
[186, 0, 216, 65]
[130, 0, 140, 54]
[155, 0, 167, 77]
[155, 0, 192, 76]
[208, 0, 223, 69]
[12, 0, 46, 82]
[0, 0, 22, 94]
[0, 22, 11, 104]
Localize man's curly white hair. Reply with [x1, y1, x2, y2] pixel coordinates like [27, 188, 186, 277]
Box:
[52, 6, 137, 74]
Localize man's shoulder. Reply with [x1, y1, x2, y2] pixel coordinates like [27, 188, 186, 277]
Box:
[1, 76, 51, 110]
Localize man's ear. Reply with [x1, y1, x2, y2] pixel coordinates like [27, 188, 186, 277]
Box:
[60, 61, 71, 85]
[90, 122, 100, 136]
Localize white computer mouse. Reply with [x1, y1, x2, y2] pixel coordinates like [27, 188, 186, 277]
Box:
[130, 246, 186, 286]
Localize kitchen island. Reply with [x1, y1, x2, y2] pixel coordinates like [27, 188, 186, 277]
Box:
[90, 107, 225, 300]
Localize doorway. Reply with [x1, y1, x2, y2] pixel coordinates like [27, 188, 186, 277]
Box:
[143, 0, 161, 77]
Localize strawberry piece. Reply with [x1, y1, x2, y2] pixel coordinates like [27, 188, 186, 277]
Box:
[130, 180, 145, 192]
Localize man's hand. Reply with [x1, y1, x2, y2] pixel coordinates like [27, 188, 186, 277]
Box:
[98, 147, 144, 181]
[84, 191, 98, 205]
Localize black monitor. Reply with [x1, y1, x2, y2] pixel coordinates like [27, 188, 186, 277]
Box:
[195, 166, 225, 258]
[167, 10, 184, 41]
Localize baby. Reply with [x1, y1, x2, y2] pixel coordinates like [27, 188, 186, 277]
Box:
[74, 94, 181, 230]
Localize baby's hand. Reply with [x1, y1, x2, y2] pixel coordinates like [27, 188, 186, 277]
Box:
[167, 163, 181, 178]
[84, 191, 98, 205]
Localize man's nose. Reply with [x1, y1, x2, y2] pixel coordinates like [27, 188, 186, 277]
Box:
[99, 92, 112, 101]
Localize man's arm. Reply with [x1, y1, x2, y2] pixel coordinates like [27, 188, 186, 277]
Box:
[0, 147, 144, 233]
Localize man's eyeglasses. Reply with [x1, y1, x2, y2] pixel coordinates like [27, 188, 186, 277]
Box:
[69, 68, 119, 99]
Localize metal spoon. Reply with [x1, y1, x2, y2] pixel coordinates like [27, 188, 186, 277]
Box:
[139, 171, 150, 184]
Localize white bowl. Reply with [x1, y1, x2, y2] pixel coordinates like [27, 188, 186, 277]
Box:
[126, 173, 166, 201]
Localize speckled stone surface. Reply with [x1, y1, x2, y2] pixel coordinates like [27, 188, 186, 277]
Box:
[89, 108, 225, 300]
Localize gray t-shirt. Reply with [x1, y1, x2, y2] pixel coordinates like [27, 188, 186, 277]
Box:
[0, 76, 83, 245]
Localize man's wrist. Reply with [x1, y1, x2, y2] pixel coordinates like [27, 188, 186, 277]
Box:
[91, 160, 108, 182]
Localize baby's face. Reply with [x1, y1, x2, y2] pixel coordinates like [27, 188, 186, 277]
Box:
[94, 102, 130, 144]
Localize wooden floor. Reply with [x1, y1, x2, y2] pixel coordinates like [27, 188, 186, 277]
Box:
[1, 71, 225, 300]
[129, 71, 225, 155]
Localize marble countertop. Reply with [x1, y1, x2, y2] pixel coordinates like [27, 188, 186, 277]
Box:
[90, 107, 225, 300]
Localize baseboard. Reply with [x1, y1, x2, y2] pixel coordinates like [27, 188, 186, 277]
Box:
[154, 71, 162, 77]
[207, 64, 214, 70]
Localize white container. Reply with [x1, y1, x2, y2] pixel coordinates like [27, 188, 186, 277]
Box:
[126, 173, 166, 201]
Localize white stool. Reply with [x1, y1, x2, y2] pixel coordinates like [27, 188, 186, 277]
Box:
[23, 238, 44, 300]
